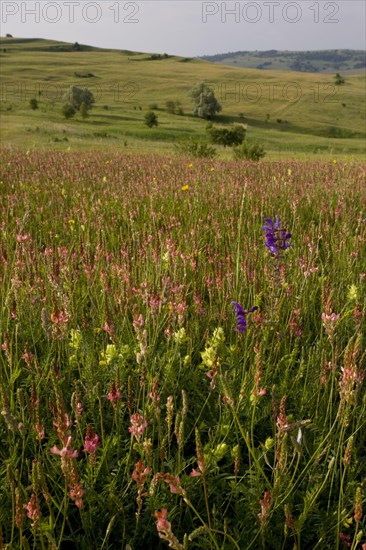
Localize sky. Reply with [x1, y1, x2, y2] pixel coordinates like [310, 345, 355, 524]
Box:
[1, 1, 365, 56]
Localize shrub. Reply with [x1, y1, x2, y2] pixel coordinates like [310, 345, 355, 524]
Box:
[144, 111, 158, 128]
[29, 98, 38, 110]
[175, 140, 217, 158]
[166, 100, 184, 115]
[62, 103, 76, 119]
[233, 141, 266, 161]
[207, 124, 246, 147]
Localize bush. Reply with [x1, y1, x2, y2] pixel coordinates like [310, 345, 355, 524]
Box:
[144, 111, 158, 128]
[207, 124, 246, 147]
[233, 141, 266, 161]
[29, 98, 38, 110]
[166, 100, 184, 115]
[175, 140, 217, 158]
[148, 103, 159, 110]
[62, 103, 76, 119]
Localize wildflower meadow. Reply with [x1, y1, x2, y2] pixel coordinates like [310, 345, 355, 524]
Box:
[0, 148, 365, 549]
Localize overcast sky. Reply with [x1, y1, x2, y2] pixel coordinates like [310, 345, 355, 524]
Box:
[1, 1, 365, 56]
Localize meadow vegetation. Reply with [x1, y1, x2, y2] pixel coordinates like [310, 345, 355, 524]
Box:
[0, 149, 365, 549]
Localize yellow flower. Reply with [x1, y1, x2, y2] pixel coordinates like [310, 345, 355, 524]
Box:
[102, 176, 107, 183]
[348, 284, 358, 302]
[68, 219, 75, 224]
[287, 168, 292, 176]
[188, 163, 193, 168]
[210, 167, 215, 172]
[333, 159, 337, 164]
[181, 184, 189, 191]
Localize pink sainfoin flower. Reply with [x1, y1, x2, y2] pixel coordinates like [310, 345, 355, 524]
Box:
[132, 459, 151, 487]
[339, 532, 352, 548]
[129, 413, 148, 441]
[276, 396, 291, 432]
[339, 335, 364, 408]
[132, 459, 151, 517]
[252, 342, 266, 398]
[50, 435, 78, 458]
[258, 491, 272, 527]
[83, 426, 99, 464]
[106, 381, 122, 407]
[154, 508, 184, 550]
[103, 321, 115, 338]
[321, 310, 340, 340]
[153, 473, 187, 498]
[69, 482, 84, 509]
[24, 493, 40, 526]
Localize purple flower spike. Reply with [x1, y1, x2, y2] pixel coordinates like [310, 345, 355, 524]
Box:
[231, 302, 258, 333]
[263, 217, 291, 255]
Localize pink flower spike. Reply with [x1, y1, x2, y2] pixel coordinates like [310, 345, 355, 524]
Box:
[155, 508, 171, 532]
[50, 435, 78, 458]
[129, 413, 148, 440]
[168, 476, 182, 494]
[190, 468, 202, 477]
[83, 431, 100, 454]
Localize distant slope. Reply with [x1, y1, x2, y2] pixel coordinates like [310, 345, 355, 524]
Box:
[201, 50, 366, 74]
[0, 37, 365, 158]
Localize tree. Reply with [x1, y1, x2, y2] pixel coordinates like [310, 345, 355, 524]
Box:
[62, 103, 76, 119]
[335, 73, 345, 85]
[65, 86, 95, 112]
[207, 124, 245, 147]
[29, 98, 38, 110]
[189, 82, 222, 119]
[144, 111, 158, 128]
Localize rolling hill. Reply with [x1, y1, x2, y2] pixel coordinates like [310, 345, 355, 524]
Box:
[201, 49, 366, 74]
[0, 37, 365, 158]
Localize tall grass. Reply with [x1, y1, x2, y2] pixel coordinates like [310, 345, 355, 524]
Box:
[0, 149, 365, 549]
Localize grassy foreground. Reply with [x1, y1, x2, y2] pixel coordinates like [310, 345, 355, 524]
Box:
[0, 149, 365, 549]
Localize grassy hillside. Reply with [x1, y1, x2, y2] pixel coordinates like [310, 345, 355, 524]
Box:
[0, 37, 365, 158]
[201, 49, 366, 74]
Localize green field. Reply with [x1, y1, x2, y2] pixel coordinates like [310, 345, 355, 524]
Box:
[0, 37, 365, 158]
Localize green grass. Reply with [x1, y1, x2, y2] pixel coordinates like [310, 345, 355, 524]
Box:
[0, 37, 365, 158]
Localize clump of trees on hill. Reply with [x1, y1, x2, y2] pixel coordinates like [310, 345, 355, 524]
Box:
[62, 86, 95, 119]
